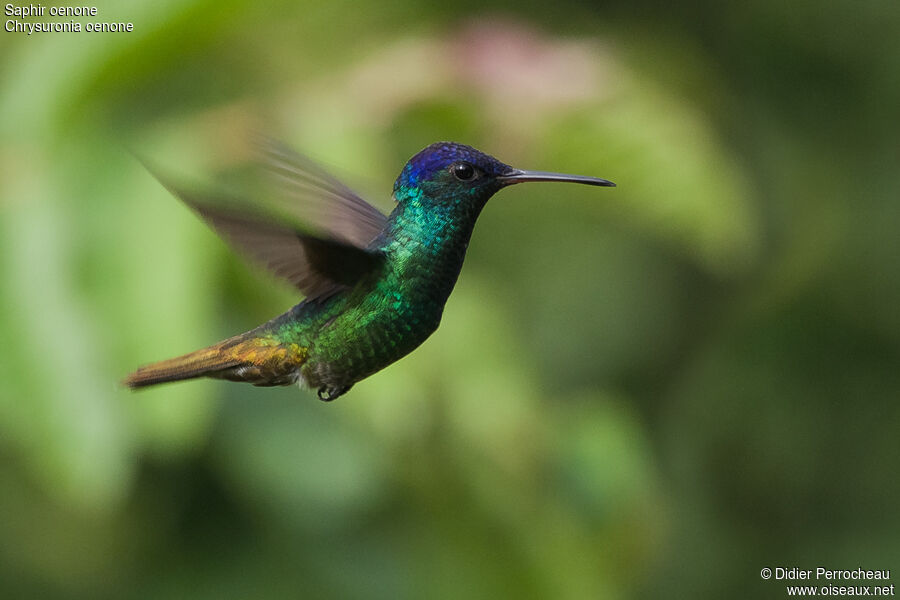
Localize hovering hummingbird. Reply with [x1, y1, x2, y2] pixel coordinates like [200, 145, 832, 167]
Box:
[125, 140, 614, 401]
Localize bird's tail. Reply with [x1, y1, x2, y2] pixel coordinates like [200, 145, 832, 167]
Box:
[124, 333, 307, 389]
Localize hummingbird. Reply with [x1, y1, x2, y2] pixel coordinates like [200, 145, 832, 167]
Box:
[125, 140, 614, 401]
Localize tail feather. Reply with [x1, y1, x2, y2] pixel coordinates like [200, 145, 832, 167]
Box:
[124, 335, 307, 389]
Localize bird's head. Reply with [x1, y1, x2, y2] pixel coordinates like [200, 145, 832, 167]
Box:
[393, 142, 615, 212]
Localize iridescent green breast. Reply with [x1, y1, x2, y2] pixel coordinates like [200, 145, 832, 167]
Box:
[268, 188, 485, 391]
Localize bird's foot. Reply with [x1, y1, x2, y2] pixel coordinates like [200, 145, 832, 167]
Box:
[317, 385, 351, 402]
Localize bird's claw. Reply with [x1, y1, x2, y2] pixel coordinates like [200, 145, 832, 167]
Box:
[317, 385, 351, 402]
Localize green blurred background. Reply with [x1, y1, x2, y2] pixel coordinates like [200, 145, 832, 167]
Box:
[1, 1, 898, 598]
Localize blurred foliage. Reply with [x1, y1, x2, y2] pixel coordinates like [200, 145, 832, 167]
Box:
[1, 0, 899, 598]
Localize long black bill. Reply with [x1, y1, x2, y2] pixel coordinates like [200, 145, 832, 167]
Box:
[498, 169, 615, 187]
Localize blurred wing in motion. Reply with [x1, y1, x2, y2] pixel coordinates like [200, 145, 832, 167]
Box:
[142, 140, 388, 301]
[256, 137, 389, 248]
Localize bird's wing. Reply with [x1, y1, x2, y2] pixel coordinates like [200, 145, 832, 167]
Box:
[144, 141, 388, 301]
[256, 138, 388, 248]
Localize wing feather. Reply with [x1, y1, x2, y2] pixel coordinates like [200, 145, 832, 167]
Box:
[256, 137, 388, 247]
[142, 141, 388, 300]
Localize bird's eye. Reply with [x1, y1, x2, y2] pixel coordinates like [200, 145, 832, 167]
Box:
[450, 162, 477, 181]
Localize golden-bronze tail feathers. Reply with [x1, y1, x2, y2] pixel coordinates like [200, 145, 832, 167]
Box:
[124, 335, 307, 389]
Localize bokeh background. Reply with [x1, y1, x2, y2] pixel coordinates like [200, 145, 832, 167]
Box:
[1, 1, 899, 598]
